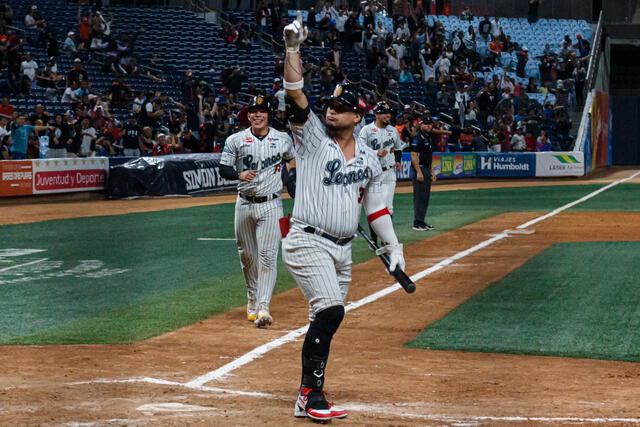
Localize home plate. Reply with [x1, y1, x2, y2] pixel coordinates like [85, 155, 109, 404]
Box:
[137, 403, 217, 414]
[505, 229, 536, 235]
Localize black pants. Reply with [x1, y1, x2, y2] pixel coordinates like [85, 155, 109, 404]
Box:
[412, 166, 432, 227]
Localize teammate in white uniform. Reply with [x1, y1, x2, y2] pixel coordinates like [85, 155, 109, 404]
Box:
[282, 14, 405, 422]
[219, 96, 294, 328]
[357, 101, 405, 245]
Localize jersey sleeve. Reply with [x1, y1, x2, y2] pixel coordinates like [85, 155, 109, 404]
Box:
[365, 149, 384, 193]
[392, 127, 406, 151]
[356, 125, 368, 147]
[282, 133, 295, 161]
[219, 133, 239, 167]
[290, 111, 324, 156]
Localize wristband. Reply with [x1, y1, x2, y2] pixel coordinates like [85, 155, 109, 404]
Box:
[286, 46, 300, 53]
[284, 79, 304, 90]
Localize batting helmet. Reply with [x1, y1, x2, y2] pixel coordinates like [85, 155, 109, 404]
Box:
[247, 95, 273, 113]
[374, 101, 392, 115]
[327, 84, 366, 114]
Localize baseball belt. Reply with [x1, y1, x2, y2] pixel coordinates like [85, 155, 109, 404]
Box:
[302, 226, 355, 246]
[239, 193, 279, 203]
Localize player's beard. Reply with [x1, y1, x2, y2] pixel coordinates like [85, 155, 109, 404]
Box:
[325, 122, 352, 139]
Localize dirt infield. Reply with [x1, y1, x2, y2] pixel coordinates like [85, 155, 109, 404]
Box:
[2, 206, 640, 425]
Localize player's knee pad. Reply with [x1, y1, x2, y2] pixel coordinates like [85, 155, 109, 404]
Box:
[313, 305, 345, 337]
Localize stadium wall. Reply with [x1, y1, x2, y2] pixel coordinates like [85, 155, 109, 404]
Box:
[396, 152, 584, 180]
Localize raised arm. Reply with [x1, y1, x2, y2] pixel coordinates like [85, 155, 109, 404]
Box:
[283, 11, 308, 113]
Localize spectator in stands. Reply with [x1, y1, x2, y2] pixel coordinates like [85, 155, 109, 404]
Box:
[575, 34, 590, 58]
[490, 16, 502, 40]
[460, 6, 473, 22]
[180, 129, 198, 153]
[0, 0, 13, 26]
[124, 57, 139, 76]
[20, 52, 38, 87]
[24, 5, 44, 29]
[510, 127, 526, 151]
[10, 115, 53, 159]
[41, 25, 59, 58]
[137, 126, 154, 156]
[536, 129, 552, 151]
[77, 116, 96, 157]
[0, 97, 14, 119]
[63, 32, 78, 56]
[554, 80, 569, 108]
[0, 116, 10, 159]
[37, 62, 64, 101]
[68, 58, 89, 85]
[141, 94, 163, 129]
[29, 104, 49, 126]
[120, 115, 140, 157]
[75, 80, 91, 99]
[49, 114, 73, 158]
[145, 54, 164, 82]
[77, 7, 93, 51]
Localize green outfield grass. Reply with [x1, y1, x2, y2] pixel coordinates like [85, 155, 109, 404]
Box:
[407, 241, 640, 362]
[0, 183, 638, 345]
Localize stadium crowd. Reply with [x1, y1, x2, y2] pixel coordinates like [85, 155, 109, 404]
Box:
[0, 1, 589, 160]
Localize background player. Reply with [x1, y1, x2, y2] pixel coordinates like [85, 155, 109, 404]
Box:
[218, 96, 294, 328]
[357, 101, 405, 246]
[282, 14, 405, 421]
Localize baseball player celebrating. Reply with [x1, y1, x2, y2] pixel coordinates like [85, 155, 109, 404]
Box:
[219, 96, 294, 328]
[357, 101, 405, 246]
[282, 14, 405, 421]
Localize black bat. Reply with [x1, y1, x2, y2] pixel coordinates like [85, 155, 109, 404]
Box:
[357, 225, 416, 294]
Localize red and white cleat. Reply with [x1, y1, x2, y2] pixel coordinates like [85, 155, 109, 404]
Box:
[294, 387, 348, 421]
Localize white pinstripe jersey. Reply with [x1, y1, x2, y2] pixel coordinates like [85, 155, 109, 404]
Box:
[356, 123, 404, 170]
[220, 127, 294, 197]
[290, 112, 383, 237]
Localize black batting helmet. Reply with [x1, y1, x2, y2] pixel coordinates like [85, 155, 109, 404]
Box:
[327, 84, 366, 114]
[374, 101, 392, 115]
[247, 95, 272, 113]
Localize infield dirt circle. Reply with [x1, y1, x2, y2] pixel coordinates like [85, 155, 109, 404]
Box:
[1, 171, 640, 426]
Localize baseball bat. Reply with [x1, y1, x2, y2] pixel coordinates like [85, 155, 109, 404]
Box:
[357, 225, 416, 294]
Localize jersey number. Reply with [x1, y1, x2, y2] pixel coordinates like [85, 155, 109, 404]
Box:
[273, 164, 281, 173]
[358, 187, 365, 204]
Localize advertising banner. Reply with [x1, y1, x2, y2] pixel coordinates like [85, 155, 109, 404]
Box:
[106, 153, 237, 198]
[433, 153, 476, 179]
[0, 160, 33, 196]
[397, 152, 476, 180]
[32, 158, 109, 194]
[476, 153, 536, 177]
[535, 152, 585, 177]
[397, 152, 412, 180]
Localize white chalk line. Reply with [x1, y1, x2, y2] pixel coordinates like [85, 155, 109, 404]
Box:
[69, 377, 275, 398]
[197, 238, 235, 241]
[0, 258, 48, 273]
[517, 170, 640, 230]
[186, 170, 640, 387]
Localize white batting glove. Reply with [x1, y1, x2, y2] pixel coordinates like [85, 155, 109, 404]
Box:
[376, 243, 405, 273]
[283, 11, 308, 53]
